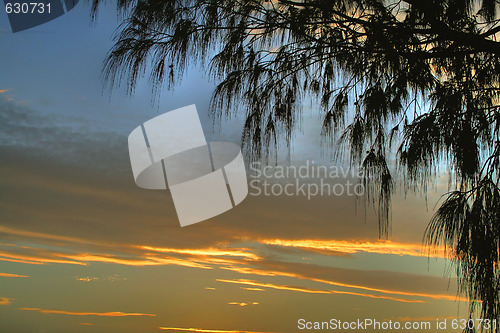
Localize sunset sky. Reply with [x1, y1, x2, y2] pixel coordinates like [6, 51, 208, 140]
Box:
[0, 3, 469, 333]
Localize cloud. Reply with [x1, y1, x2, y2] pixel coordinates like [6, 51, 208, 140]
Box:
[75, 277, 99, 282]
[0, 89, 9, 94]
[228, 302, 249, 307]
[19, 307, 156, 317]
[0, 272, 28, 278]
[0, 249, 85, 266]
[217, 279, 424, 303]
[0, 297, 11, 305]
[240, 288, 265, 291]
[0, 229, 462, 304]
[227, 302, 259, 307]
[217, 256, 464, 302]
[260, 239, 445, 258]
[0, 97, 129, 171]
[0, 241, 246, 269]
[158, 328, 276, 333]
[138, 246, 261, 261]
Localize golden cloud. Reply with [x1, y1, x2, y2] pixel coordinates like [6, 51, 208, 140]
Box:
[0, 228, 461, 304]
[228, 302, 249, 307]
[217, 279, 424, 303]
[20, 307, 156, 317]
[241, 287, 265, 291]
[139, 246, 261, 261]
[0, 272, 28, 278]
[260, 239, 445, 258]
[219, 265, 466, 302]
[0, 250, 84, 266]
[0, 297, 11, 305]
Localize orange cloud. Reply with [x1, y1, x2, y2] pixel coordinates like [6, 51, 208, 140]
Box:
[217, 279, 424, 303]
[60, 253, 212, 269]
[260, 239, 445, 258]
[0, 242, 221, 269]
[0, 233, 254, 270]
[158, 328, 276, 333]
[227, 302, 258, 307]
[0, 297, 11, 305]
[220, 266, 286, 277]
[0, 251, 84, 266]
[0, 228, 460, 304]
[80, 323, 95, 326]
[139, 246, 261, 261]
[219, 265, 466, 302]
[307, 277, 469, 302]
[0, 89, 9, 94]
[20, 308, 156, 317]
[241, 288, 265, 291]
[228, 302, 248, 307]
[0, 272, 28, 278]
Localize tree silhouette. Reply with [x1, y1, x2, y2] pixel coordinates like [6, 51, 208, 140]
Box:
[91, 0, 500, 327]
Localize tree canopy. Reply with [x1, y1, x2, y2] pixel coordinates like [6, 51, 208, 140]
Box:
[90, 0, 500, 327]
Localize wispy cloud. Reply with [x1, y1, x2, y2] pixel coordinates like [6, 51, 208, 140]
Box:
[75, 277, 99, 282]
[228, 302, 249, 307]
[0, 250, 84, 265]
[307, 277, 468, 302]
[0, 234, 461, 304]
[219, 266, 466, 302]
[260, 239, 444, 258]
[139, 246, 261, 261]
[0, 228, 255, 269]
[0, 272, 28, 278]
[0, 89, 9, 94]
[0, 242, 238, 269]
[227, 302, 259, 307]
[0, 297, 12, 305]
[80, 323, 95, 326]
[158, 327, 277, 333]
[217, 279, 424, 303]
[20, 307, 156, 317]
[240, 288, 265, 291]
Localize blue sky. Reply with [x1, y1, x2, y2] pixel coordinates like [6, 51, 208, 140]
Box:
[0, 2, 350, 164]
[0, 2, 224, 140]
